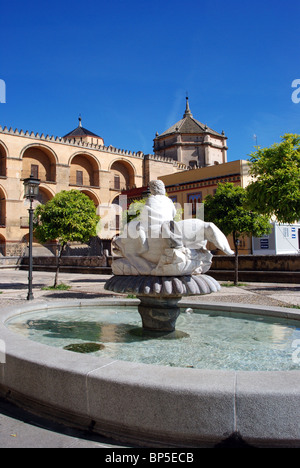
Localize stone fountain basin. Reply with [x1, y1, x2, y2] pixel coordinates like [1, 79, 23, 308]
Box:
[1, 298, 300, 448]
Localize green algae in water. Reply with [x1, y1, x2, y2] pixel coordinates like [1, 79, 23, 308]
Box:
[63, 342, 105, 353]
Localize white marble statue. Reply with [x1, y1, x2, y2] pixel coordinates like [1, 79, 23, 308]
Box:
[112, 180, 234, 276]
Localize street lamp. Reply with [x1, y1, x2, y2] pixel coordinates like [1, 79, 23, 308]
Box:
[23, 174, 40, 300]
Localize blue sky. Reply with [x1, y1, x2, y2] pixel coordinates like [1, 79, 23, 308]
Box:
[1, 0, 300, 161]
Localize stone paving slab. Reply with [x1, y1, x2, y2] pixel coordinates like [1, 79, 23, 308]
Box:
[0, 397, 129, 448]
[0, 269, 299, 308]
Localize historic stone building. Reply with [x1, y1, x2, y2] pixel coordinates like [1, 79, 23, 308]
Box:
[159, 160, 252, 254]
[0, 99, 233, 258]
[153, 97, 228, 168]
[0, 118, 185, 256]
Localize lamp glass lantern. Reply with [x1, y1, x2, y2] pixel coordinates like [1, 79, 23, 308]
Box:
[23, 175, 40, 200]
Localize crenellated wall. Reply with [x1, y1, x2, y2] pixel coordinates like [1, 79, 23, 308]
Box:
[0, 125, 186, 254]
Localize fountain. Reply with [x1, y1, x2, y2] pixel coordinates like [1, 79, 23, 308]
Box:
[1, 180, 300, 447]
[104, 180, 233, 332]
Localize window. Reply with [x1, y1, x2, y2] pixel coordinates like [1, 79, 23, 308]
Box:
[187, 192, 202, 216]
[115, 214, 120, 230]
[114, 174, 120, 190]
[76, 170, 83, 186]
[31, 164, 39, 179]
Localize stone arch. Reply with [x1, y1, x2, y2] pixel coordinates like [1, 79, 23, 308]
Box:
[109, 159, 135, 191]
[69, 152, 100, 187]
[0, 140, 9, 177]
[80, 189, 100, 209]
[21, 232, 46, 250]
[0, 186, 6, 226]
[21, 143, 57, 182]
[36, 185, 54, 205]
[0, 234, 5, 256]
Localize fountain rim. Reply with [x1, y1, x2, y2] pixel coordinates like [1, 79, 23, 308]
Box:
[1, 298, 300, 448]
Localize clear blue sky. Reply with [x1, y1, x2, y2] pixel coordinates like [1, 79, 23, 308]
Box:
[1, 0, 299, 161]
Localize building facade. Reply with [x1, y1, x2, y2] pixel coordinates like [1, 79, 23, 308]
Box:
[121, 160, 252, 255]
[159, 160, 252, 254]
[0, 120, 185, 256]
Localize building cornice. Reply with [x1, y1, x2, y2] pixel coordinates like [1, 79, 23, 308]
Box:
[0, 125, 189, 170]
[0, 125, 144, 160]
[164, 172, 241, 192]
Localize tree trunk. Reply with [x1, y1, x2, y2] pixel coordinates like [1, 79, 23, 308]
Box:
[54, 242, 66, 288]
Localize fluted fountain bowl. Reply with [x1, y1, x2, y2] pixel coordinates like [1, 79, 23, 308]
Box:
[104, 274, 220, 332]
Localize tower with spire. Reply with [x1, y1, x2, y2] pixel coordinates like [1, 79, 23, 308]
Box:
[153, 97, 227, 168]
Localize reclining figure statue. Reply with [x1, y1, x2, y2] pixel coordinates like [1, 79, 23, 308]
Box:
[112, 180, 234, 276]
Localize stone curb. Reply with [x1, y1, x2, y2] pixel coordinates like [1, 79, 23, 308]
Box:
[0, 299, 300, 447]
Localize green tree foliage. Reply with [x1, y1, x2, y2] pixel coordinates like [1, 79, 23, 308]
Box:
[125, 198, 146, 224]
[123, 196, 183, 227]
[246, 134, 300, 224]
[204, 183, 271, 284]
[34, 190, 99, 286]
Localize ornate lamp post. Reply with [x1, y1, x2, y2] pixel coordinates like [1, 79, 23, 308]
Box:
[23, 174, 40, 300]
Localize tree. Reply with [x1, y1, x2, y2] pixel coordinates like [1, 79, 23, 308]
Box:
[125, 198, 146, 224]
[34, 190, 99, 287]
[124, 196, 183, 226]
[204, 183, 271, 285]
[246, 134, 300, 224]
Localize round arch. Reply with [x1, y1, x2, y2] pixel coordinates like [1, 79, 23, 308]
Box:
[0, 140, 8, 177]
[0, 184, 8, 200]
[109, 193, 128, 207]
[21, 232, 43, 246]
[108, 157, 137, 176]
[68, 151, 101, 170]
[21, 143, 58, 183]
[69, 152, 100, 188]
[0, 139, 9, 157]
[80, 189, 100, 207]
[37, 185, 55, 205]
[0, 234, 6, 256]
[108, 159, 136, 191]
[20, 142, 58, 163]
[0, 185, 6, 226]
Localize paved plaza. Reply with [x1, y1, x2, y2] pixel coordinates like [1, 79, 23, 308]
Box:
[0, 269, 300, 448]
[0, 269, 299, 308]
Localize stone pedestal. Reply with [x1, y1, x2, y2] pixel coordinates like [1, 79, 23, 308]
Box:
[104, 274, 220, 332]
[137, 296, 181, 332]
